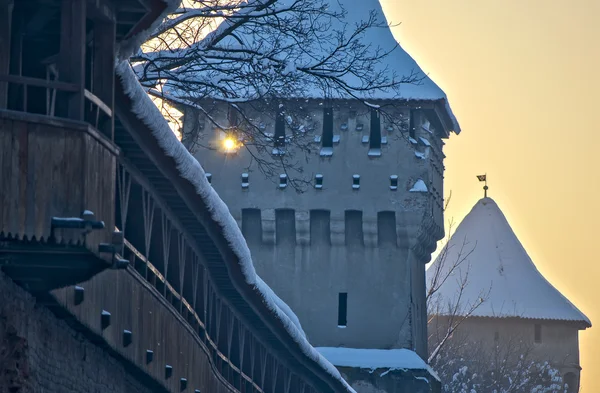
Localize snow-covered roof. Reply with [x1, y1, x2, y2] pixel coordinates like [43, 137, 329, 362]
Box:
[316, 347, 439, 381]
[427, 197, 591, 326]
[150, 0, 460, 133]
[115, 61, 354, 393]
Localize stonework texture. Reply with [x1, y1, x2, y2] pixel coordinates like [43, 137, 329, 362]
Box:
[0, 271, 156, 393]
[183, 102, 446, 358]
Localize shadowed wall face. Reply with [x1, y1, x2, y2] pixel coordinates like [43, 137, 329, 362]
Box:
[429, 315, 582, 391]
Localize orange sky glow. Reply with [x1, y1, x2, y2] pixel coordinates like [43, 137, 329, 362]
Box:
[380, 0, 599, 391]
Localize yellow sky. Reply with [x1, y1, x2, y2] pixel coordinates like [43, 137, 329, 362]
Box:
[380, 0, 599, 390]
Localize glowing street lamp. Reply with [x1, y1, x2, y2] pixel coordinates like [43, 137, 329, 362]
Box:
[222, 136, 240, 153]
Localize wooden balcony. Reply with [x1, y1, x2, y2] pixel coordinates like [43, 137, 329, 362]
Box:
[0, 107, 118, 292]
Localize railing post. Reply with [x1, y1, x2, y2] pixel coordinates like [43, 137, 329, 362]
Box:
[0, 0, 14, 109]
[93, 18, 116, 139]
[59, 0, 86, 121]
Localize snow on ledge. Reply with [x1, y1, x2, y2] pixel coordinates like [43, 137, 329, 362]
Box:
[316, 347, 440, 382]
[115, 61, 354, 393]
[410, 179, 428, 193]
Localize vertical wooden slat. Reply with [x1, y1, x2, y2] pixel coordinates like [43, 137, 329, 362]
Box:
[142, 188, 155, 277]
[15, 119, 27, 236]
[0, 118, 7, 234]
[271, 360, 279, 393]
[227, 308, 234, 359]
[0, 0, 13, 109]
[260, 348, 268, 390]
[59, 0, 86, 120]
[161, 211, 172, 295]
[178, 232, 186, 309]
[92, 18, 115, 139]
[191, 255, 200, 311]
[215, 297, 222, 348]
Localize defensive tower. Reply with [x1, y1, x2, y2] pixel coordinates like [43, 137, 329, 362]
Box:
[171, 1, 460, 391]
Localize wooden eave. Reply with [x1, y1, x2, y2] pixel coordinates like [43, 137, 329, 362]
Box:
[113, 76, 348, 393]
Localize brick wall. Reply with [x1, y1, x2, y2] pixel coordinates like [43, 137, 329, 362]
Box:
[0, 271, 157, 393]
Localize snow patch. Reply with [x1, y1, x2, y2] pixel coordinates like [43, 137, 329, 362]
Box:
[410, 179, 428, 193]
[317, 347, 440, 381]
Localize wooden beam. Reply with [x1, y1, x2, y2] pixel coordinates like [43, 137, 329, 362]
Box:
[87, 0, 116, 22]
[0, 0, 14, 109]
[59, 0, 86, 120]
[92, 18, 115, 138]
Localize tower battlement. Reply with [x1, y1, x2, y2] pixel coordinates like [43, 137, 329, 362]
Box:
[182, 101, 446, 229]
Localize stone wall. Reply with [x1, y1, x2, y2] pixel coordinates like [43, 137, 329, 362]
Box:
[0, 270, 158, 393]
[183, 100, 447, 357]
[429, 316, 583, 391]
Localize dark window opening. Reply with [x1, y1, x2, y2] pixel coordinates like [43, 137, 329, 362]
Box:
[274, 104, 286, 149]
[534, 324, 542, 343]
[377, 211, 397, 246]
[241, 173, 249, 189]
[369, 108, 381, 149]
[352, 174, 360, 190]
[315, 174, 323, 189]
[390, 175, 398, 190]
[322, 107, 334, 148]
[338, 293, 348, 327]
[409, 110, 416, 139]
[279, 174, 288, 188]
[494, 331, 500, 342]
[345, 210, 363, 247]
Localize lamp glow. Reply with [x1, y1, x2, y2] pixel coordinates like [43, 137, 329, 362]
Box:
[222, 137, 237, 152]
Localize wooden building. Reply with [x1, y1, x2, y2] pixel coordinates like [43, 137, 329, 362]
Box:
[0, 1, 354, 393]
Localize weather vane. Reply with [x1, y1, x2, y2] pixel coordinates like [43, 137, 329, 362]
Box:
[477, 174, 488, 198]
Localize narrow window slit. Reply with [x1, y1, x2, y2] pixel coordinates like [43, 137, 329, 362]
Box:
[369, 108, 382, 156]
[241, 173, 249, 189]
[338, 293, 348, 327]
[273, 104, 286, 155]
[206, 173, 212, 184]
[320, 107, 334, 156]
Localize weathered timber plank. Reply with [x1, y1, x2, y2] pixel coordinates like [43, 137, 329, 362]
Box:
[0, 118, 9, 234]
[15, 118, 28, 237]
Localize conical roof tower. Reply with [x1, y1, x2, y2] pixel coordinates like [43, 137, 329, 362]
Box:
[427, 197, 590, 326]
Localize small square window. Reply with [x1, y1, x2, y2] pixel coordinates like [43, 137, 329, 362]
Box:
[315, 174, 323, 189]
[241, 173, 249, 189]
[534, 324, 542, 343]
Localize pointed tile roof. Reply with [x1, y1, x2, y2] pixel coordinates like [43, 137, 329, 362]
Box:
[427, 197, 591, 327]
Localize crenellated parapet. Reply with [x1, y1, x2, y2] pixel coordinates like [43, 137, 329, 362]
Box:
[234, 208, 427, 250]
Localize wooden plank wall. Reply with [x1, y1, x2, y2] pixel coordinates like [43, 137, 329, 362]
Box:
[52, 268, 239, 393]
[0, 113, 115, 250]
